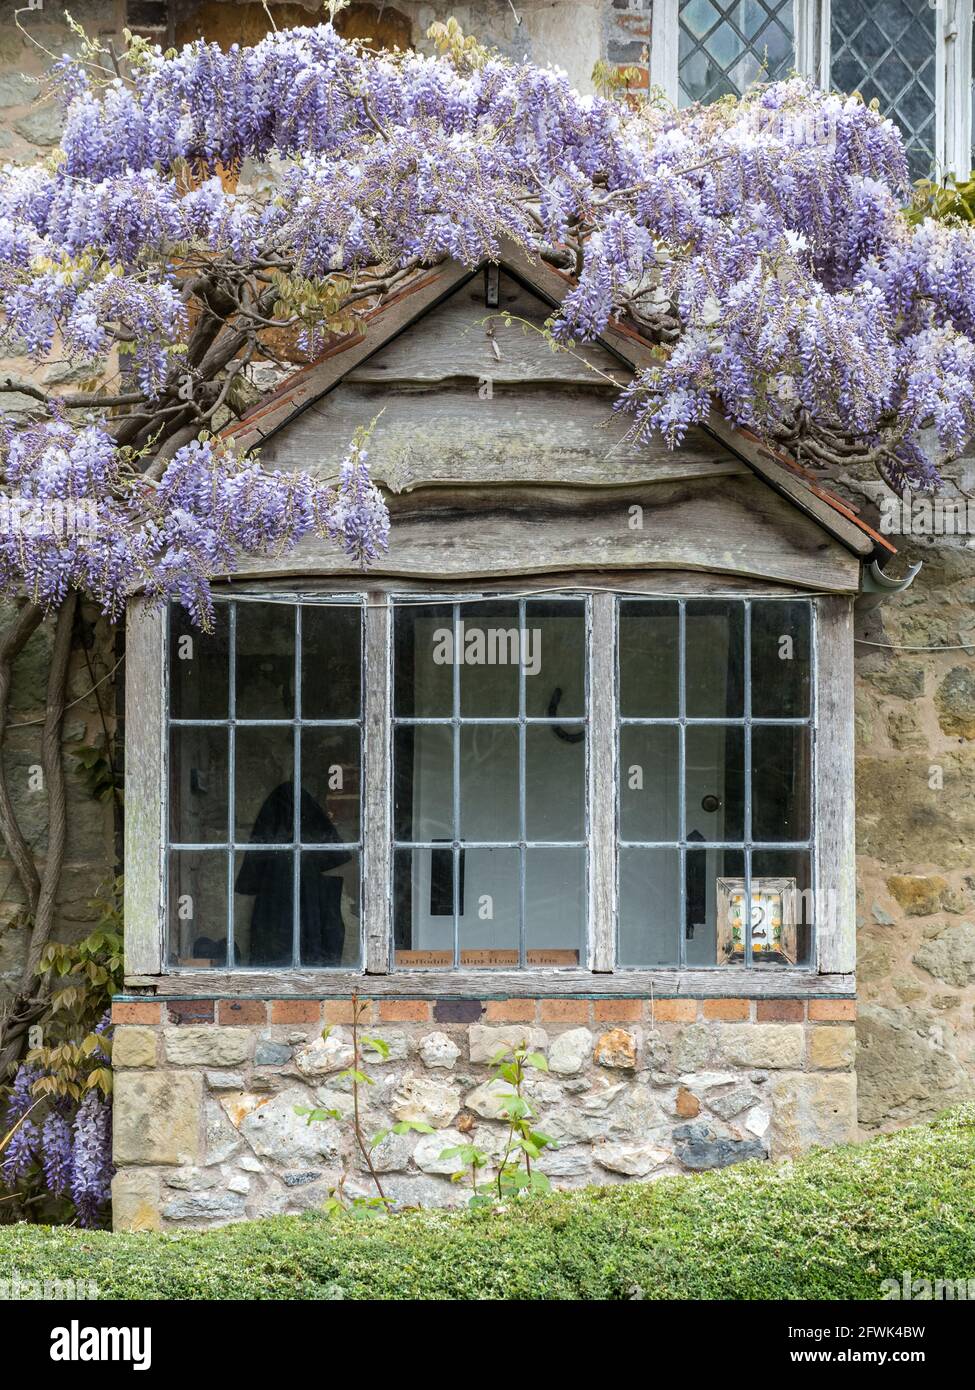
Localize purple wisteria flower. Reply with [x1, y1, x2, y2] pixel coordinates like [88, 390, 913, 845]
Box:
[1, 1063, 42, 1184]
[70, 1090, 114, 1228]
[2, 1059, 115, 1220]
[93, 1009, 112, 1061]
[2, 19, 974, 607]
[41, 1107, 74, 1198]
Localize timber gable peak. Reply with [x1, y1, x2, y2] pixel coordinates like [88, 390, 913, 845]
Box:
[226, 242, 890, 574]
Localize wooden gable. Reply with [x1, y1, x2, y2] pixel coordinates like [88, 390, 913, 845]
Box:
[227, 262, 872, 593]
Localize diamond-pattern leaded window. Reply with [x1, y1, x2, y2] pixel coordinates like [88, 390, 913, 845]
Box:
[678, 0, 795, 106]
[829, 0, 937, 180]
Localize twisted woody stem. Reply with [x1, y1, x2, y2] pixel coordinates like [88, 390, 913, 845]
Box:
[0, 593, 78, 1080]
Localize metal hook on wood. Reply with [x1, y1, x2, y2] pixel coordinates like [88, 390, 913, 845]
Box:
[547, 686, 584, 742]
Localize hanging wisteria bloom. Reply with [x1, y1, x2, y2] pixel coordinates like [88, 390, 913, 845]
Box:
[0, 419, 387, 625]
[1, 1063, 42, 1184]
[0, 1011, 115, 1221]
[41, 1106, 74, 1199]
[93, 1009, 112, 1060]
[70, 1090, 114, 1229]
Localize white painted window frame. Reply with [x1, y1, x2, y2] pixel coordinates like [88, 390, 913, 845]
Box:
[650, 0, 973, 180]
[123, 583, 855, 997]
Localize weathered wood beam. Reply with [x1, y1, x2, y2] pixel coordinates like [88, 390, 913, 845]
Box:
[122, 968, 856, 998]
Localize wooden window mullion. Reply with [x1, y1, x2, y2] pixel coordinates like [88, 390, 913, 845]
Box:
[589, 590, 617, 972]
[363, 591, 392, 973]
[123, 596, 167, 977]
[813, 595, 855, 974]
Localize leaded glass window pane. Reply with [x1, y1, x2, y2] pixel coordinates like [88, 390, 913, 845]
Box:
[166, 597, 364, 969]
[617, 597, 814, 968]
[830, 0, 937, 179]
[391, 596, 589, 969]
[678, 0, 795, 106]
[164, 588, 819, 976]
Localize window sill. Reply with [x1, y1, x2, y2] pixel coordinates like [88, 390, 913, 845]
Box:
[124, 967, 855, 999]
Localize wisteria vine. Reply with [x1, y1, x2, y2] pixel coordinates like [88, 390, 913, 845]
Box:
[0, 414, 387, 626]
[3, 20, 973, 511]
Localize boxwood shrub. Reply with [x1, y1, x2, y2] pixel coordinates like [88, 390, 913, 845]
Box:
[1, 1108, 973, 1300]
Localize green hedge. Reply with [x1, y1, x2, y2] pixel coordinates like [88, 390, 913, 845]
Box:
[2, 1109, 974, 1300]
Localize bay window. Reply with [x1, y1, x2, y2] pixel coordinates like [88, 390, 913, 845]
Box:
[828, 0, 938, 178]
[675, 0, 797, 106]
[134, 584, 849, 986]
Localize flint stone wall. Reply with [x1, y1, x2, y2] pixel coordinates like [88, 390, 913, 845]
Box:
[110, 995, 856, 1230]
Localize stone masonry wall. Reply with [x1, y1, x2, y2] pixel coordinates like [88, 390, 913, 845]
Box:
[173, 1, 651, 99]
[0, 2, 117, 165]
[0, 4, 123, 416]
[110, 995, 856, 1230]
[838, 455, 975, 1134]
